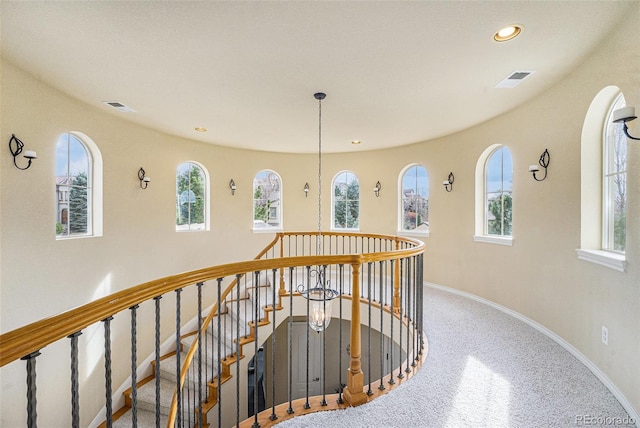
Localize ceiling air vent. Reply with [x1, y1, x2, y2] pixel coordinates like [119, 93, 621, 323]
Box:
[102, 101, 135, 113]
[495, 71, 535, 88]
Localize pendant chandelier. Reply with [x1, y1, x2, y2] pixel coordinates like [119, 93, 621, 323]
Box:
[298, 92, 339, 332]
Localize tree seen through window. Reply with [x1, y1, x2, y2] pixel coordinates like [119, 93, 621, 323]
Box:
[333, 171, 359, 229]
[401, 165, 429, 232]
[253, 170, 281, 229]
[176, 162, 206, 231]
[56, 133, 91, 238]
[485, 146, 513, 236]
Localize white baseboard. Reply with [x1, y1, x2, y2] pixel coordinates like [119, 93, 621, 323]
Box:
[424, 281, 639, 427]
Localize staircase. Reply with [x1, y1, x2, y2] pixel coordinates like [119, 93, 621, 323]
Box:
[108, 281, 277, 428]
[0, 233, 425, 428]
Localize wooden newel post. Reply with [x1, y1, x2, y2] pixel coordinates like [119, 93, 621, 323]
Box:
[344, 262, 368, 406]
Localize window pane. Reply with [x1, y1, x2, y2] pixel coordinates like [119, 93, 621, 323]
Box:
[68, 183, 88, 234]
[253, 170, 281, 229]
[401, 165, 429, 231]
[485, 147, 512, 236]
[176, 162, 206, 231]
[56, 133, 91, 238]
[333, 171, 359, 229]
[605, 173, 626, 251]
[603, 94, 627, 252]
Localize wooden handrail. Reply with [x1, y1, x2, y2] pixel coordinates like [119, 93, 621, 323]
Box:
[0, 232, 424, 427]
[0, 234, 423, 367]
[165, 233, 423, 426]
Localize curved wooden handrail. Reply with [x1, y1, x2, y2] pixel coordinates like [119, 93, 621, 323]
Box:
[166, 233, 424, 426]
[0, 232, 424, 426]
[0, 233, 423, 367]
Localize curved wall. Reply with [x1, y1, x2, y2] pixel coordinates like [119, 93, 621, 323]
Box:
[1, 4, 638, 426]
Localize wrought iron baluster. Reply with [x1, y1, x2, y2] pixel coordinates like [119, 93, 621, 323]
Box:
[174, 288, 183, 428]
[419, 254, 425, 355]
[321, 265, 328, 406]
[412, 257, 418, 367]
[405, 257, 412, 374]
[337, 263, 344, 404]
[397, 258, 404, 380]
[186, 361, 192, 428]
[388, 259, 395, 385]
[252, 271, 260, 428]
[196, 282, 204, 428]
[366, 262, 373, 396]
[153, 296, 162, 428]
[21, 351, 41, 428]
[379, 260, 385, 391]
[287, 267, 295, 415]
[270, 269, 278, 421]
[235, 274, 242, 428]
[304, 265, 311, 409]
[129, 305, 139, 427]
[244, 278, 248, 340]
[102, 316, 114, 427]
[68, 332, 82, 428]
[216, 278, 223, 428]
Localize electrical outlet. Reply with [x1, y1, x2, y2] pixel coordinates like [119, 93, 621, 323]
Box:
[602, 325, 608, 345]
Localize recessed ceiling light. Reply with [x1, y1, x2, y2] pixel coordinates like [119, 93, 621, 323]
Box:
[194, 127, 207, 132]
[493, 25, 523, 42]
[351, 140, 361, 145]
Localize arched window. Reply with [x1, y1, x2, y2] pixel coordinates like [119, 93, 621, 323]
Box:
[55, 132, 102, 238]
[474, 145, 513, 244]
[603, 93, 627, 253]
[399, 164, 429, 234]
[485, 146, 513, 236]
[332, 171, 359, 230]
[253, 169, 282, 231]
[176, 162, 209, 231]
[577, 86, 626, 271]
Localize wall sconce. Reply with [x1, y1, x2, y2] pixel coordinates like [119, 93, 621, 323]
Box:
[443, 172, 454, 192]
[613, 106, 640, 140]
[529, 149, 550, 181]
[229, 179, 236, 195]
[9, 134, 37, 170]
[138, 167, 150, 189]
[304, 182, 310, 197]
[373, 181, 381, 197]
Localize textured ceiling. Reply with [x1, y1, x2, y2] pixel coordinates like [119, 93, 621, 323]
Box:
[0, 1, 633, 153]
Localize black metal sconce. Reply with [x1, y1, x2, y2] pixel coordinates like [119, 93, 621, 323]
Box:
[443, 172, 454, 192]
[613, 106, 639, 140]
[229, 179, 236, 195]
[373, 181, 381, 197]
[529, 149, 550, 181]
[304, 182, 310, 197]
[9, 134, 37, 170]
[138, 167, 150, 189]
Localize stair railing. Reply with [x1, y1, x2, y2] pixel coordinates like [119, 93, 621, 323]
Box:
[170, 232, 424, 427]
[0, 232, 424, 428]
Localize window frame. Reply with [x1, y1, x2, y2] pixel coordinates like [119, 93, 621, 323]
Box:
[577, 86, 627, 272]
[602, 93, 627, 254]
[331, 170, 360, 231]
[473, 144, 513, 246]
[398, 164, 430, 237]
[252, 169, 283, 233]
[175, 161, 210, 232]
[55, 132, 103, 240]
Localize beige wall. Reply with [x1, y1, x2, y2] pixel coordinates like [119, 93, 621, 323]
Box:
[1, 4, 639, 426]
